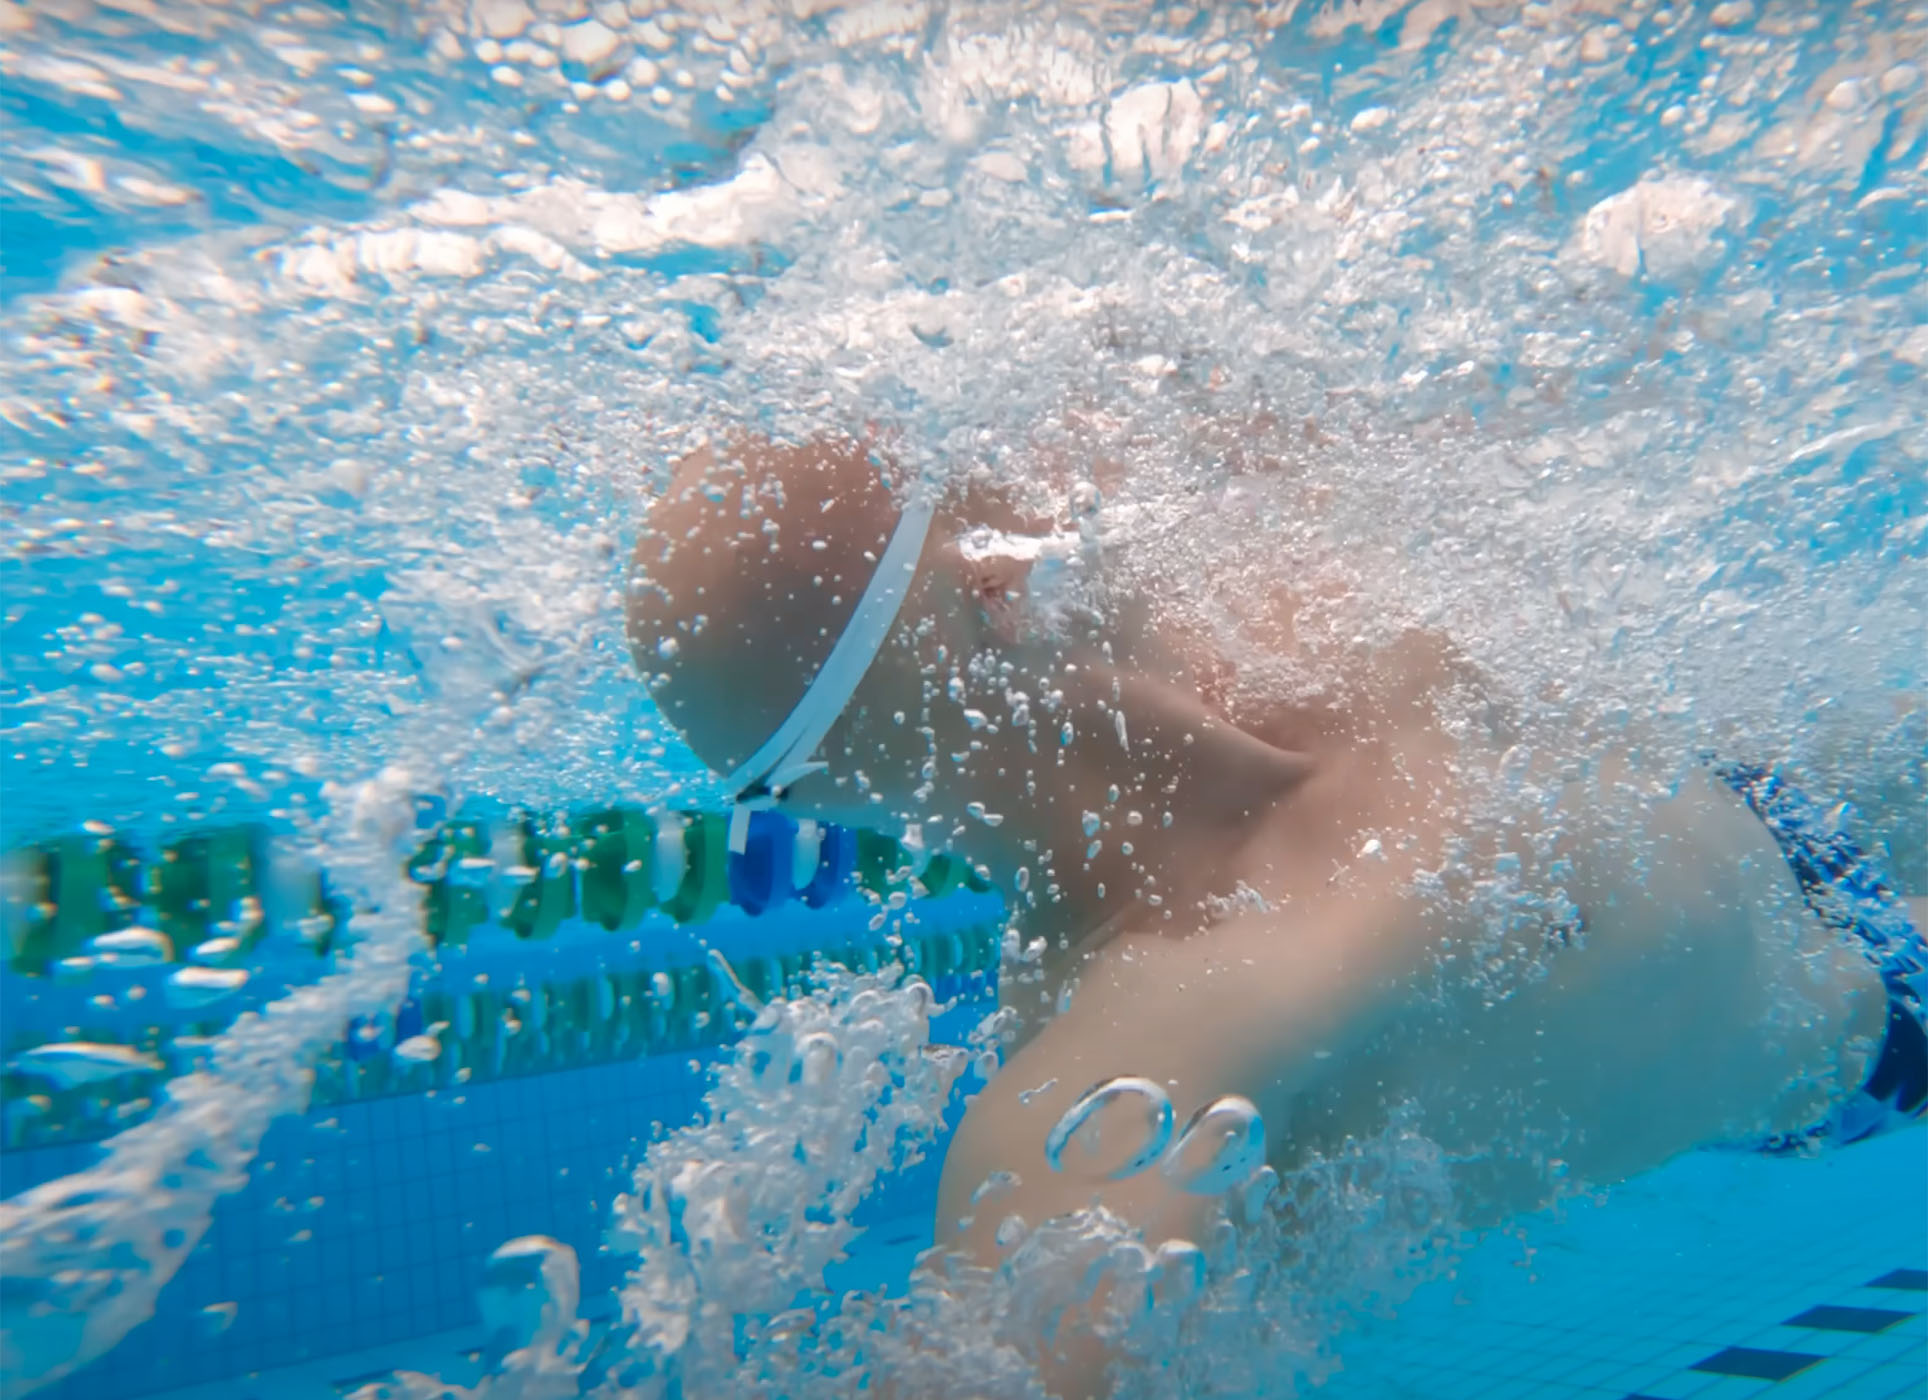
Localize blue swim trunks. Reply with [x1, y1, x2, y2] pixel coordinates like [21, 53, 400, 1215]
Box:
[1717, 763, 1928, 1152]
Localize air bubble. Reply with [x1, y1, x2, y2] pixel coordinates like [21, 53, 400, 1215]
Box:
[1044, 1076, 1173, 1180]
[1233, 1163, 1278, 1224]
[970, 1170, 1020, 1205]
[477, 1235, 579, 1358]
[793, 1031, 840, 1088]
[1151, 1238, 1206, 1310]
[1085, 1239, 1156, 1313]
[1161, 1095, 1266, 1195]
[393, 1034, 442, 1064]
[747, 1039, 790, 1085]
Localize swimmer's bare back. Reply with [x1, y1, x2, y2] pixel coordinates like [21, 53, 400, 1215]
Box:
[630, 436, 1893, 1399]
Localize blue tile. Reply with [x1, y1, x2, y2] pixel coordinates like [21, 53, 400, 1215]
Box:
[1834, 1328, 1927, 1364]
[1811, 1359, 1923, 1399]
[1615, 1379, 1705, 1400]
[1470, 1378, 1545, 1399]
[1743, 1325, 1871, 1361]
[1769, 1359, 1879, 1400]
[1564, 1358, 1634, 1388]
[1688, 1378, 1782, 1400]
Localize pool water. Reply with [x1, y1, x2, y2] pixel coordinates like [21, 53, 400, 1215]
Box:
[2, 2, 1924, 1398]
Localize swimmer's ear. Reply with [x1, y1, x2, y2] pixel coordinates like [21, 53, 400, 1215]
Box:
[940, 541, 1034, 644]
[1109, 669, 1316, 820]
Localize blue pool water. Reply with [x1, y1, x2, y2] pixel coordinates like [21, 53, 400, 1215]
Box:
[2, 2, 1924, 1398]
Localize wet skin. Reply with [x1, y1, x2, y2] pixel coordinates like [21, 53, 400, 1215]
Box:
[629, 436, 1892, 1396]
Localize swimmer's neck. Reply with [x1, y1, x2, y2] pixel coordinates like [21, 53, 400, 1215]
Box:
[937, 658, 1320, 964]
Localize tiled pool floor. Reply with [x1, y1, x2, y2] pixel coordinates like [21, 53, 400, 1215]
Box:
[137, 1127, 1925, 1400]
[1317, 1127, 1926, 1400]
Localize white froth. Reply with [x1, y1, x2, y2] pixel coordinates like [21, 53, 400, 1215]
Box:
[1, 3, 1924, 1396]
[1575, 177, 1740, 281]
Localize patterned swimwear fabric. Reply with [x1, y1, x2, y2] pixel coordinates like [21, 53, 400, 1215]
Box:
[1716, 762, 1928, 1152]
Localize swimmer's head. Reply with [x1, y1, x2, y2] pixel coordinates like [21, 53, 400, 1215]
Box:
[629, 433, 1319, 921]
[626, 437, 1056, 822]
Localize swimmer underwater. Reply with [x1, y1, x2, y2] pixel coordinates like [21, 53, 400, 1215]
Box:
[626, 435, 1927, 1397]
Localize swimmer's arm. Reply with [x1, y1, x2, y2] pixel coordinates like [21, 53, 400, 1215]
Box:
[933, 891, 1428, 1394]
[941, 891, 1428, 1238]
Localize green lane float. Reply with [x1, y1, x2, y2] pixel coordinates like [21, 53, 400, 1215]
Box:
[579, 807, 657, 932]
[2, 803, 1007, 1152]
[409, 820, 492, 951]
[507, 814, 581, 940]
[5, 805, 998, 974]
[5, 831, 144, 974]
[855, 828, 913, 897]
[152, 827, 266, 960]
[661, 811, 731, 924]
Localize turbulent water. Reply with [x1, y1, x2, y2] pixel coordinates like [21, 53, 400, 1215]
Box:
[2, 1, 1924, 1396]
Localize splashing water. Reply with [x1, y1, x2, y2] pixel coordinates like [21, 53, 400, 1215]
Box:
[390, 967, 1452, 1400]
[476, 1235, 581, 1366]
[2, 0, 1923, 1396]
[350, 963, 1006, 1400]
[0, 770, 432, 1393]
